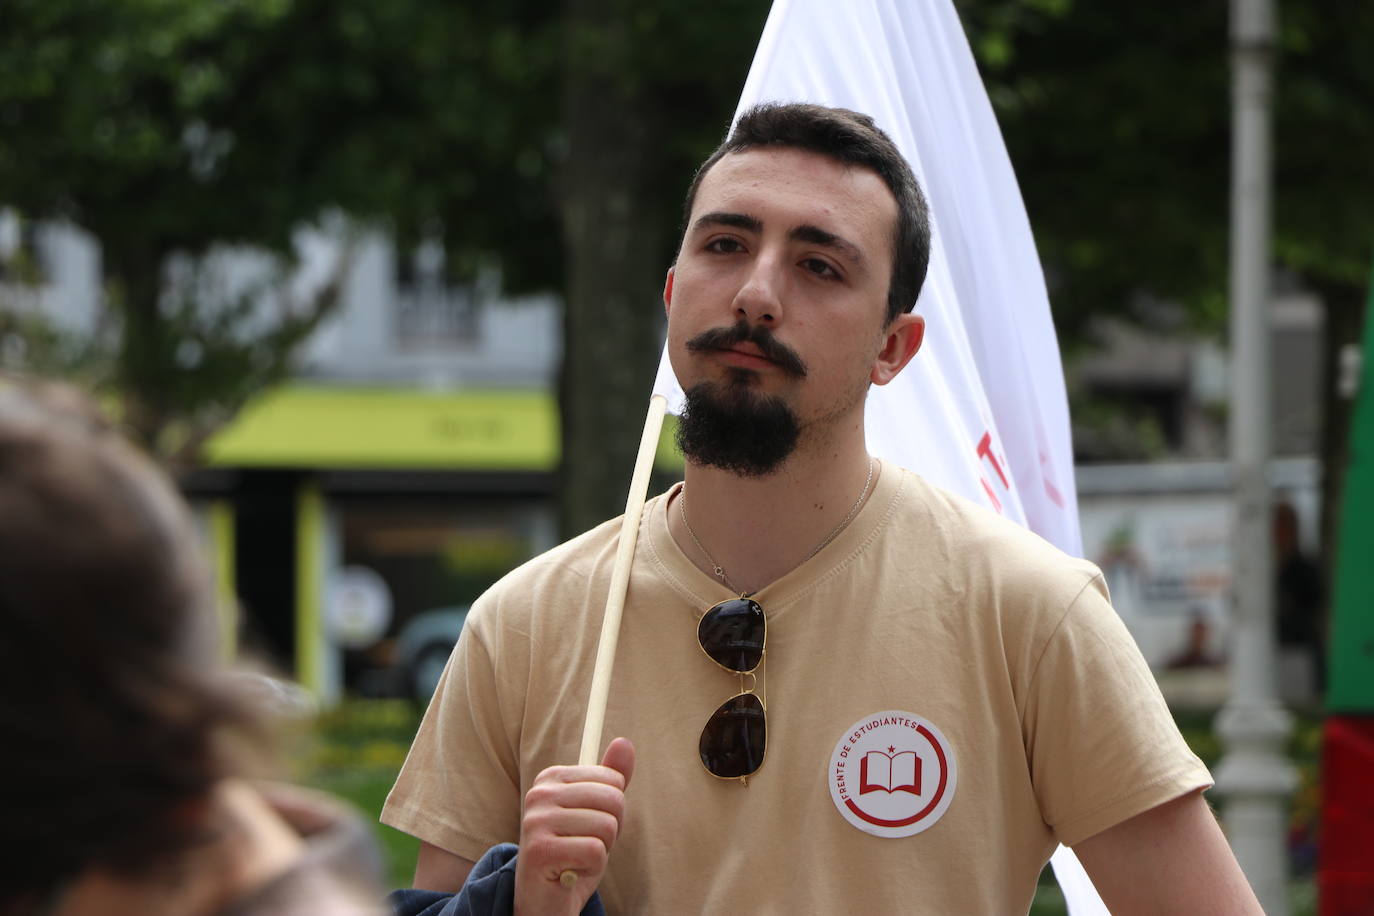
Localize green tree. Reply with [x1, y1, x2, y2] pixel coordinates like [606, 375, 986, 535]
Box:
[0, 0, 767, 538]
[0, 0, 566, 459]
[957, 0, 1374, 561]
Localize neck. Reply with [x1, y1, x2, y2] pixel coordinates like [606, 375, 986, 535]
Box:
[671, 431, 877, 595]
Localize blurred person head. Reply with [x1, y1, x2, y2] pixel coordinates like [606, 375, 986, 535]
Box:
[1272, 499, 1301, 559]
[679, 101, 932, 326]
[0, 381, 382, 915]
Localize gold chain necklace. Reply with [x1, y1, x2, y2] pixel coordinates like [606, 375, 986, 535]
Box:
[678, 458, 875, 595]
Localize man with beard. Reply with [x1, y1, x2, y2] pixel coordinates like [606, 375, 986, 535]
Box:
[383, 103, 1261, 914]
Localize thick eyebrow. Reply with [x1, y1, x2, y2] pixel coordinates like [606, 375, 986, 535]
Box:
[789, 224, 865, 268]
[691, 211, 762, 235]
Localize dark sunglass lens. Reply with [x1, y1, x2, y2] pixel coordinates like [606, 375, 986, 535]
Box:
[700, 693, 766, 778]
[698, 598, 765, 672]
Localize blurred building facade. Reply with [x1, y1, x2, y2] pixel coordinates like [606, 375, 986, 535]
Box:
[1069, 283, 1324, 463]
[1066, 287, 1326, 708]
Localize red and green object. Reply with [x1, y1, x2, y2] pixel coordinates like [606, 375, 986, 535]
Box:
[1320, 260, 1374, 914]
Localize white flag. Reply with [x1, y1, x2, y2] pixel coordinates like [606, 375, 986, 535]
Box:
[652, 0, 1104, 910]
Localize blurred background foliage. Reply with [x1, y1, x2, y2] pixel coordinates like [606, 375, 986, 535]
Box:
[0, 0, 1370, 531]
[0, 0, 768, 535]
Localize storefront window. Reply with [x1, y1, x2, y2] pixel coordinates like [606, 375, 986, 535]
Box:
[336, 496, 553, 698]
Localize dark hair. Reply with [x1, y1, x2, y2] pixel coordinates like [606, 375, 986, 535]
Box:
[680, 102, 932, 325]
[0, 383, 258, 904]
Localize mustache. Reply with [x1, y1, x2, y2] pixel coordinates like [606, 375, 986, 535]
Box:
[685, 321, 808, 378]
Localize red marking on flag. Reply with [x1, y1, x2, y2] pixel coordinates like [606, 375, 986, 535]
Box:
[980, 477, 1002, 513]
[1039, 451, 1065, 508]
[977, 432, 1009, 488]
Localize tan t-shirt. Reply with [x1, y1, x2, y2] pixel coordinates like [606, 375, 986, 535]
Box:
[383, 462, 1210, 914]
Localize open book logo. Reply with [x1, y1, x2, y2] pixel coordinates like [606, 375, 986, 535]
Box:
[860, 748, 921, 795]
[828, 710, 958, 839]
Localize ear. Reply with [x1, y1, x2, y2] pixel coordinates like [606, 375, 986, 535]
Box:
[870, 313, 925, 386]
[663, 266, 676, 316]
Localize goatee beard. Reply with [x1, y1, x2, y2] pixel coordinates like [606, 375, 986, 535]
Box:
[675, 376, 800, 478]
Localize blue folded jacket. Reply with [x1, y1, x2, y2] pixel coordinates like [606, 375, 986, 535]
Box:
[388, 844, 605, 916]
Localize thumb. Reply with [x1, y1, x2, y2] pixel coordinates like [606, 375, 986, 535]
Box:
[600, 736, 635, 789]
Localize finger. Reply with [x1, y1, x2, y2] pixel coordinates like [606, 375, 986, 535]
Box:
[524, 801, 622, 849]
[525, 834, 611, 880]
[601, 736, 635, 789]
[525, 781, 626, 821]
[540, 809, 621, 847]
[539, 763, 628, 792]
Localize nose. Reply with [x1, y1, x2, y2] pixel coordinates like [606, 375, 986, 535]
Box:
[731, 257, 784, 325]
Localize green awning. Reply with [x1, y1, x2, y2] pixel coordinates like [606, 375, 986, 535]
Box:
[204, 385, 682, 472]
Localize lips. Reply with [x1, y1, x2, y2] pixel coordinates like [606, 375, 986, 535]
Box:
[721, 342, 774, 363]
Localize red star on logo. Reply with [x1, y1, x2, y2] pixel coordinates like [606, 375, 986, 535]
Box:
[887, 745, 896, 754]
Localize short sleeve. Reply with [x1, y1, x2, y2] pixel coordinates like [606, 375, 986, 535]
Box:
[1022, 575, 1213, 847]
[381, 603, 524, 862]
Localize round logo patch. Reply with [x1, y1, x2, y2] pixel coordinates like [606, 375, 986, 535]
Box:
[828, 710, 957, 838]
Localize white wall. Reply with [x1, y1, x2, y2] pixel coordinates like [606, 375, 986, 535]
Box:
[2, 217, 562, 390]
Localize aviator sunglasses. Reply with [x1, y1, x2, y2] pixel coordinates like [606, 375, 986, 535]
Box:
[696, 596, 767, 781]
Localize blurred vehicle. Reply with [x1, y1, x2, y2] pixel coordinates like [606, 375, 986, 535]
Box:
[395, 606, 469, 702]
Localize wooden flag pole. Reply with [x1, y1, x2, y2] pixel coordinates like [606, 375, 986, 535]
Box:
[560, 393, 667, 889]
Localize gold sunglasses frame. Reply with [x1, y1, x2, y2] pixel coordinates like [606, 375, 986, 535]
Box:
[696, 596, 768, 784]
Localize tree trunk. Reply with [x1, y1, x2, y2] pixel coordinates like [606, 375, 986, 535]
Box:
[109, 246, 174, 455]
[557, 1, 669, 539]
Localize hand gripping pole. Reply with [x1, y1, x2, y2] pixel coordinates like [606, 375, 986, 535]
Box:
[559, 394, 667, 889]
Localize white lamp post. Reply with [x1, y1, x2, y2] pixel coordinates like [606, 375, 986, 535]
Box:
[1213, 0, 1298, 912]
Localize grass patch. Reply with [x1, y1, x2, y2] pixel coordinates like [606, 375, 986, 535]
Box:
[292, 699, 424, 889]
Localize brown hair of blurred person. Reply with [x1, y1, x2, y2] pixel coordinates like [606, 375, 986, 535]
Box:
[0, 382, 383, 916]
